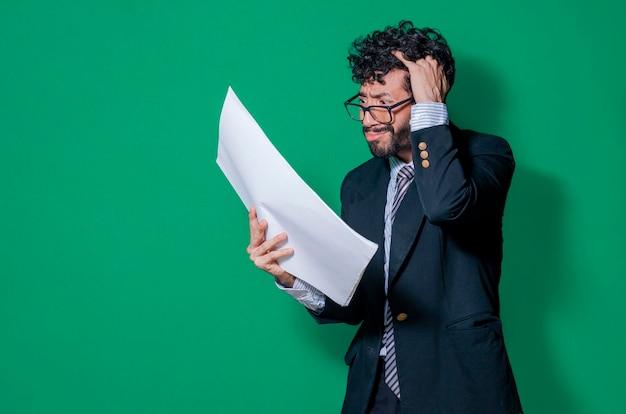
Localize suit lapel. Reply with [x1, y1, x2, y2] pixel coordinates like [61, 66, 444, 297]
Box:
[388, 183, 426, 288]
[341, 160, 389, 311]
[343, 159, 426, 294]
[343, 161, 389, 246]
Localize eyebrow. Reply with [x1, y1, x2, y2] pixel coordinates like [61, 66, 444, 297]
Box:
[358, 91, 394, 99]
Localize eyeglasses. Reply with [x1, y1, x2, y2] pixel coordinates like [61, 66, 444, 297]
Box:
[343, 94, 414, 124]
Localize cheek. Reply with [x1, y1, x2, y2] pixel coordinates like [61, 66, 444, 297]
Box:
[394, 109, 412, 127]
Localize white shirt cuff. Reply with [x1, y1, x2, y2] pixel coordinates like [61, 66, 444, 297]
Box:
[275, 278, 326, 312]
[410, 102, 449, 131]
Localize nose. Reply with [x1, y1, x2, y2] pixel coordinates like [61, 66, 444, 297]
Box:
[361, 109, 379, 127]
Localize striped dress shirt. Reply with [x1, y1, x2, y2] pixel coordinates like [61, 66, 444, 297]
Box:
[277, 102, 449, 313]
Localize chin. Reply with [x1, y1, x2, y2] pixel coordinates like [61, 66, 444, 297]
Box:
[368, 143, 393, 159]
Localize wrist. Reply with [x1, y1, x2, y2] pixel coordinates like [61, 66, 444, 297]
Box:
[274, 274, 295, 288]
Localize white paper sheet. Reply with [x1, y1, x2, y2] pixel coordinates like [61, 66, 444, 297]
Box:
[216, 87, 378, 306]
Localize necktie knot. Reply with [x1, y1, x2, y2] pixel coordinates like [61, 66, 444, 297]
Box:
[390, 164, 414, 220]
[397, 164, 415, 182]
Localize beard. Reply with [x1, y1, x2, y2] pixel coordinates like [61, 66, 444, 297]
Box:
[363, 123, 411, 159]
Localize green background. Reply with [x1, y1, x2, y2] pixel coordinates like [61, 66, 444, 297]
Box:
[1, 1, 625, 413]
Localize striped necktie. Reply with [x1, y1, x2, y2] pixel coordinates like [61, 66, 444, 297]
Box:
[383, 164, 415, 400]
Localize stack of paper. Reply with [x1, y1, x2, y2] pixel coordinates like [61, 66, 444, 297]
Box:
[216, 87, 377, 306]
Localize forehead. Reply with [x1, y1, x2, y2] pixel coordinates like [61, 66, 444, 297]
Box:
[358, 69, 408, 97]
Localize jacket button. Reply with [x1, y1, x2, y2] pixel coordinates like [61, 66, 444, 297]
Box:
[396, 313, 408, 322]
[418, 142, 427, 150]
[421, 160, 430, 169]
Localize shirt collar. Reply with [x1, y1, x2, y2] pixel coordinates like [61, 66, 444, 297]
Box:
[389, 156, 414, 182]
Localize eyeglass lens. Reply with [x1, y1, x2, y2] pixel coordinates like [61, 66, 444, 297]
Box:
[346, 105, 392, 123]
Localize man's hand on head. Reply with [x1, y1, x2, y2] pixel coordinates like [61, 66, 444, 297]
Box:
[246, 206, 296, 288]
[392, 52, 450, 103]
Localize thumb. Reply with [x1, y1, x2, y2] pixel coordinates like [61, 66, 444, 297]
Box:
[391, 50, 410, 66]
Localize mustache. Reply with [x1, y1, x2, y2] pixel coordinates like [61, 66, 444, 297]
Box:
[363, 125, 394, 134]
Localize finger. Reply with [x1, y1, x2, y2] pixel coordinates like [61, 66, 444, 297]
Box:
[251, 245, 294, 276]
[263, 246, 295, 264]
[412, 57, 445, 81]
[414, 57, 436, 71]
[252, 219, 267, 244]
[257, 259, 291, 277]
[392, 50, 431, 67]
[247, 206, 268, 253]
[248, 206, 264, 232]
[424, 56, 442, 73]
[254, 232, 288, 257]
[420, 56, 445, 77]
[391, 50, 412, 67]
[248, 205, 257, 223]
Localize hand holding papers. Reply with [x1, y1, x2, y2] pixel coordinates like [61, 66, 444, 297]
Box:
[216, 87, 378, 306]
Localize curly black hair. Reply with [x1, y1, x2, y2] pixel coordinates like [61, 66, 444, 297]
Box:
[348, 20, 455, 91]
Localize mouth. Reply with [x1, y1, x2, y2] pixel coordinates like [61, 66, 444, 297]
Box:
[363, 126, 393, 142]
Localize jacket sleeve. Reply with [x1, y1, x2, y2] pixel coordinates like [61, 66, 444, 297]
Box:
[411, 125, 515, 226]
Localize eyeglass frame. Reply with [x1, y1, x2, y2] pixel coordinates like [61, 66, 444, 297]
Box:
[343, 94, 415, 124]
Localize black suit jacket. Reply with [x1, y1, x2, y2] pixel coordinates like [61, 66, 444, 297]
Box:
[314, 124, 522, 413]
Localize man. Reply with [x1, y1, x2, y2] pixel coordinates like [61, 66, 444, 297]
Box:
[247, 21, 522, 413]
